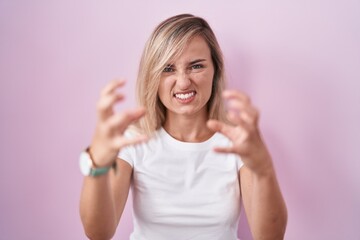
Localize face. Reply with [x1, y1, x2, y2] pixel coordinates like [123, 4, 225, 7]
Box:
[158, 36, 215, 120]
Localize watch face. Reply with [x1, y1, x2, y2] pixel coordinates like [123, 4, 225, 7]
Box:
[79, 151, 92, 176]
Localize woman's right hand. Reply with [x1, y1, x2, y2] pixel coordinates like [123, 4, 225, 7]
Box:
[89, 80, 147, 167]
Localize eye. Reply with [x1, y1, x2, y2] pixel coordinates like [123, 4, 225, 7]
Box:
[191, 64, 204, 70]
[163, 65, 174, 72]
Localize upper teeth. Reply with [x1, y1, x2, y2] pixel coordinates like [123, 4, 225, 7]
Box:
[175, 92, 195, 100]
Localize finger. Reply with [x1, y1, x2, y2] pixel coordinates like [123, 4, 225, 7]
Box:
[101, 79, 126, 97]
[226, 111, 250, 130]
[227, 98, 249, 111]
[208, 118, 251, 146]
[213, 146, 236, 154]
[107, 107, 146, 133]
[227, 99, 259, 125]
[97, 93, 125, 120]
[207, 120, 237, 153]
[226, 98, 253, 111]
[239, 107, 259, 125]
[223, 90, 251, 103]
[207, 119, 235, 139]
[228, 107, 258, 126]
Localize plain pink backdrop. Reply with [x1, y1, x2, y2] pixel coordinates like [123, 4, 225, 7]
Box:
[0, 1, 359, 239]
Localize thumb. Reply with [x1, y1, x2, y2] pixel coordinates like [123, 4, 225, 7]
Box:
[207, 119, 233, 139]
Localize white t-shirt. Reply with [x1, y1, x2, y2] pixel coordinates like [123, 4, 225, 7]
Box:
[118, 127, 244, 240]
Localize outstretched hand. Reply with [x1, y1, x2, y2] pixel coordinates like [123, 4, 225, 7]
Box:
[90, 80, 148, 167]
[207, 90, 273, 175]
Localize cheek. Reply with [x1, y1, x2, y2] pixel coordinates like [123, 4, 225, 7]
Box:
[158, 77, 173, 100]
[195, 71, 214, 91]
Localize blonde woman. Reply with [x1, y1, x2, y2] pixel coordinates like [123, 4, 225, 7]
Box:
[79, 14, 287, 240]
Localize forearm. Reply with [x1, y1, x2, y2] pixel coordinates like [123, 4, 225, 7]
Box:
[80, 174, 117, 240]
[247, 167, 287, 240]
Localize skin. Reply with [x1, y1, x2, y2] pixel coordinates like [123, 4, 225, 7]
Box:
[207, 91, 288, 239]
[80, 36, 287, 240]
[159, 36, 215, 142]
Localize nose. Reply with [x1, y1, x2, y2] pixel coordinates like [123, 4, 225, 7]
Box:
[176, 71, 191, 90]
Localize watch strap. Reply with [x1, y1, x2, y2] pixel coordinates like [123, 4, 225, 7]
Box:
[89, 166, 111, 176]
[85, 147, 111, 177]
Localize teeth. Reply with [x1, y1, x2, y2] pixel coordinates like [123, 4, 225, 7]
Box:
[175, 92, 195, 100]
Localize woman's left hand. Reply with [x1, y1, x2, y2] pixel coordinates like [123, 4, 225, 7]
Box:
[207, 90, 273, 175]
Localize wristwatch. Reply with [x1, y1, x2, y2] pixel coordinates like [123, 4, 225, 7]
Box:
[79, 148, 111, 177]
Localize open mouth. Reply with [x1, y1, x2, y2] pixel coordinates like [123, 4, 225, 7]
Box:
[174, 91, 196, 100]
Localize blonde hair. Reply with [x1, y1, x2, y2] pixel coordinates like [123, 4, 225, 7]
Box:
[136, 14, 226, 134]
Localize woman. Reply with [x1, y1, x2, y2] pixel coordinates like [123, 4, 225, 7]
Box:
[80, 14, 287, 240]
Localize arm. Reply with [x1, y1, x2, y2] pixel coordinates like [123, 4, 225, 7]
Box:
[79, 159, 132, 240]
[79, 80, 147, 239]
[240, 161, 287, 239]
[207, 90, 287, 239]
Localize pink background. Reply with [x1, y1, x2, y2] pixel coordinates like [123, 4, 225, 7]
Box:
[0, 1, 359, 239]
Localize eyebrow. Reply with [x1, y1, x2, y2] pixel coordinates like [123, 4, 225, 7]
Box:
[166, 59, 207, 67]
[189, 59, 206, 65]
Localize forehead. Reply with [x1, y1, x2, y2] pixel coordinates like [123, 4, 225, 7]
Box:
[171, 36, 211, 63]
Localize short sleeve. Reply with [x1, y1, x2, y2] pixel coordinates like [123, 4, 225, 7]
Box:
[117, 128, 139, 168]
[237, 155, 244, 170]
[118, 144, 135, 167]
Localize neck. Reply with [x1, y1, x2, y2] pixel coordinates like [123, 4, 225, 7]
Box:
[163, 111, 214, 142]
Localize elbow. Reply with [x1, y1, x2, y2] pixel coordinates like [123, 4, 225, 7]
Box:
[83, 226, 115, 240]
[254, 226, 286, 240]
[81, 215, 117, 240]
[270, 209, 288, 240]
[278, 203, 288, 239]
[266, 199, 288, 239]
[85, 232, 113, 240]
[80, 207, 117, 240]
[253, 210, 288, 240]
[267, 209, 287, 240]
